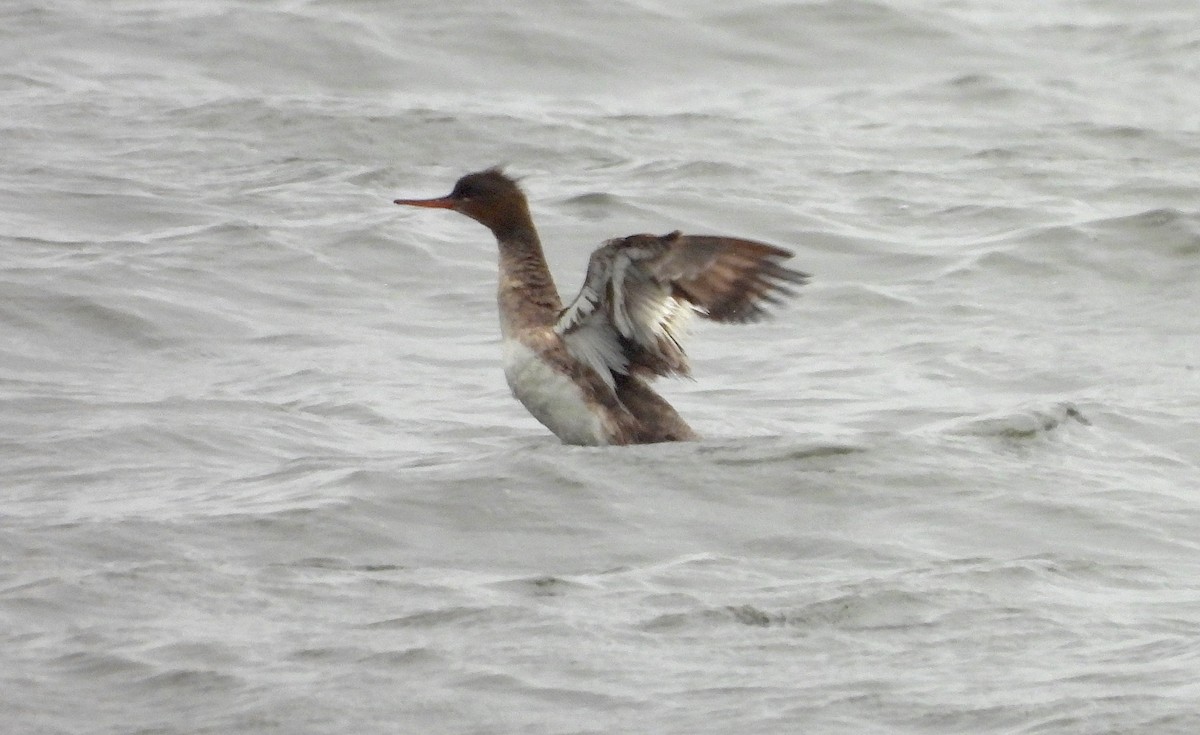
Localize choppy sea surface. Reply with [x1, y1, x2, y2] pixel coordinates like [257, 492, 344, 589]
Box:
[3, 1, 1200, 733]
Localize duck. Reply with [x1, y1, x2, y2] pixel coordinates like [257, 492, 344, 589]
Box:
[393, 167, 807, 445]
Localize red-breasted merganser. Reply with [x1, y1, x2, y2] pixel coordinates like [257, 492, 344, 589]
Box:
[394, 168, 808, 446]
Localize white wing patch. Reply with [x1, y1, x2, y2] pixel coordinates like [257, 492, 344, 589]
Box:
[555, 247, 625, 388]
[555, 238, 695, 384]
[560, 317, 627, 390]
[554, 231, 805, 385]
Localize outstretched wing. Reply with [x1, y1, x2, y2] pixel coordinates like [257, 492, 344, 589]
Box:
[555, 231, 808, 385]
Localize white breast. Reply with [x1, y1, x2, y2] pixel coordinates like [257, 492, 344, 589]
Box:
[502, 339, 611, 446]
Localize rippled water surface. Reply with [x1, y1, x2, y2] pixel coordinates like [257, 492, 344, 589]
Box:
[3, 1, 1199, 733]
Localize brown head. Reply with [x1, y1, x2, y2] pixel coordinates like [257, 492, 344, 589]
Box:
[393, 167, 534, 238]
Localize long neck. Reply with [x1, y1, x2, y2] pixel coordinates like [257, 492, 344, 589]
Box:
[494, 222, 562, 335]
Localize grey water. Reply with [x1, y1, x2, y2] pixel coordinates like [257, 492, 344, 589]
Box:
[2, 1, 1199, 733]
